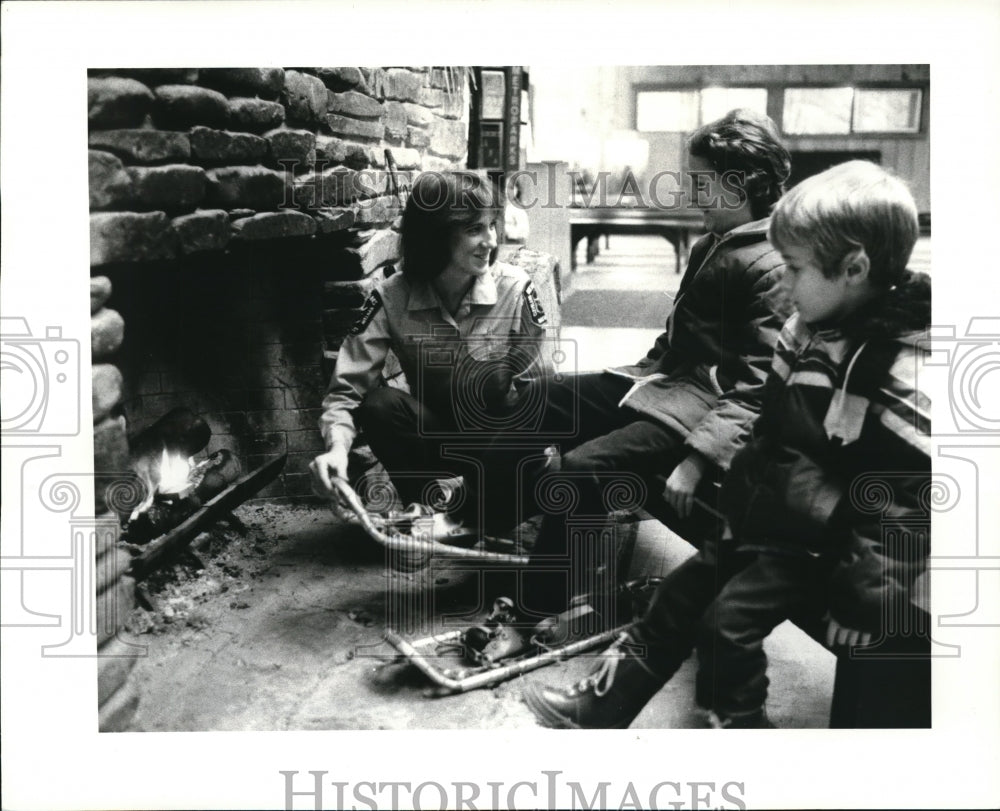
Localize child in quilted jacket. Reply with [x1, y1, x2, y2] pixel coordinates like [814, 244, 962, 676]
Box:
[524, 160, 931, 729]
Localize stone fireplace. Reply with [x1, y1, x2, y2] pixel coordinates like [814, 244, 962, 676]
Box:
[89, 66, 472, 505]
[88, 66, 473, 730]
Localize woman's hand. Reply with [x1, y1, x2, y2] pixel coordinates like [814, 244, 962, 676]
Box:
[310, 444, 350, 499]
[663, 451, 709, 518]
[824, 613, 874, 649]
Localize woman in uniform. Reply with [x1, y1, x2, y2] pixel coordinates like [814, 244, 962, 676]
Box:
[310, 170, 550, 534]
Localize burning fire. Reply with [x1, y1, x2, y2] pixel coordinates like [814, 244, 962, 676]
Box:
[129, 448, 196, 522]
[157, 448, 195, 495]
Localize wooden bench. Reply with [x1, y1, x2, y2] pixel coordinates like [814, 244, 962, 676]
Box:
[569, 207, 704, 274]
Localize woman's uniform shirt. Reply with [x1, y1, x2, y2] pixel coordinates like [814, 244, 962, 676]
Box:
[320, 261, 550, 450]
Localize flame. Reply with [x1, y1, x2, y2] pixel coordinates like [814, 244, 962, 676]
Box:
[157, 448, 194, 495]
[128, 448, 195, 523]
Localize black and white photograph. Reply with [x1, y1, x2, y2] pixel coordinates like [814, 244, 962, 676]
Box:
[2, 2, 999, 810]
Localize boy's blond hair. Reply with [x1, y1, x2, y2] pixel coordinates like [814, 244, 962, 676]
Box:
[769, 160, 919, 286]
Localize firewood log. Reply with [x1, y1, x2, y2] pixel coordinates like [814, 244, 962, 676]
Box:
[129, 407, 211, 460]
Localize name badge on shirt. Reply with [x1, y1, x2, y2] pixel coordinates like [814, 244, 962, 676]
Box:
[523, 282, 548, 326]
[349, 290, 383, 335]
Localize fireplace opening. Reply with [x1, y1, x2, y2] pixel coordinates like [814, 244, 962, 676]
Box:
[101, 238, 333, 504]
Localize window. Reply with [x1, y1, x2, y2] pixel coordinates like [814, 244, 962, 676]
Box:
[783, 87, 923, 134]
[783, 87, 854, 134]
[700, 87, 769, 123]
[853, 89, 922, 133]
[636, 87, 768, 132]
[637, 85, 924, 135]
[636, 90, 699, 132]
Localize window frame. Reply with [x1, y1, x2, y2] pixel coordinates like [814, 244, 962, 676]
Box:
[631, 82, 927, 138]
[780, 83, 926, 137]
[633, 84, 770, 133]
[780, 86, 856, 136]
[850, 86, 924, 135]
[633, 86, 702, 133]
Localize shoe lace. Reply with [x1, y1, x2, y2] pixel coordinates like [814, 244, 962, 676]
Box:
[574, 633, 630, 697]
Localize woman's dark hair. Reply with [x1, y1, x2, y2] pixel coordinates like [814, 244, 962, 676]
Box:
[400, 170, 500, 282]
[688, 108, 792, 220]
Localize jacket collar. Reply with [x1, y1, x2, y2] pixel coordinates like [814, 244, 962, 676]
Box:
[807, 270, 932, 343]
[683, 216, 773, 288]
[690, 217, 772, 268]
[718, 216, 772, 242]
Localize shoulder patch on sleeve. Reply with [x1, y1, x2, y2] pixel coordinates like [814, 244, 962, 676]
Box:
[349, 290, 383, 335]
[522, 282, 548, 326]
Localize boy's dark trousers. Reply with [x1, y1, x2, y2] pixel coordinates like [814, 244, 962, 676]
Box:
[693, 553, 931, 727]
[623, 538, 755, 684]
[693, 553, 834, 720]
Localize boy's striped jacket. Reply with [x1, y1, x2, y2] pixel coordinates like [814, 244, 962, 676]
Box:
[720, 271, 932, 631]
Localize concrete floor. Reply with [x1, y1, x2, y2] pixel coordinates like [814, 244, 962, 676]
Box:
[126, 503, 836, 731]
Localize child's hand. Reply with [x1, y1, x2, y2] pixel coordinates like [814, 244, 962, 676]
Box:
[824, 613, 874, 649]
[664, 452, 709, 518]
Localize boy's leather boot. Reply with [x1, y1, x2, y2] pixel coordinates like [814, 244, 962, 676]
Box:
[522, 632, 664, 729]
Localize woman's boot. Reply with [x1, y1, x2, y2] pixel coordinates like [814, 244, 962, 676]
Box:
[521, 633, 664, 729]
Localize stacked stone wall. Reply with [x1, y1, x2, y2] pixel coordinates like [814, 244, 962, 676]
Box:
[88, 67, 470, 500]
